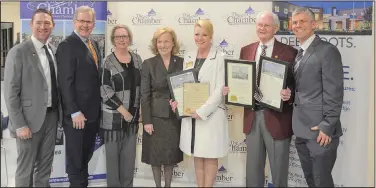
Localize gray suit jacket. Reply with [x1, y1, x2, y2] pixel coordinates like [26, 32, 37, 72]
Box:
[4, 40, 62, 137]
[140, 55, 183, 124]
[292, 35, 344, 139]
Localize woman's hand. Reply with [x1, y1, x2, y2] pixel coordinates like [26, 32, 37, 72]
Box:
[144, 124, 154, 135]
[191, 111, 201, 120]
[169, 99, 178, 113]
[222, 86, 230, 96]
[122, 111, 134, 122]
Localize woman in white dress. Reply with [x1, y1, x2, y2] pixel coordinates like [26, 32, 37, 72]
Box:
[170, 19, 229, 187]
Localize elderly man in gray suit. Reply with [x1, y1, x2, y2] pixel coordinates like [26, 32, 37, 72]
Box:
[4, 8, 59, 187]
[291, 7, 344, 187]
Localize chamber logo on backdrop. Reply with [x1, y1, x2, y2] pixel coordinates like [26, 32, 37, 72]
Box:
[129, 43, 140, 54]
[134, 167, 139, 175]
[230, 139, 247, 153]
[25, 1, 96, 19]
[225, 7, 257, 25]
[216, 166, 234, 183]
[107, 10, 118, 25]
[178, 43, 186, 57]
[177, 8, 210, 25]
[161, 164, 185, 179]
[217, 39, 235, 57]
[136, 131, 142, 145]
[132, 9, 162, 25]
[94, 136, 103, 151]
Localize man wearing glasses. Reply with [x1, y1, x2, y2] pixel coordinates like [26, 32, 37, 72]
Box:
[56, 5, 102, 187]
[223, 11, 297, 187]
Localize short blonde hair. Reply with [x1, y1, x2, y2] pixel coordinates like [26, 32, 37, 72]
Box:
[110, 24, 133, 46]
[195, 19, 214, 38]
[150, 27, 180, 55]
[74, 6, 96, 22]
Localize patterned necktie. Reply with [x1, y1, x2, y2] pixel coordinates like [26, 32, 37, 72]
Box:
[42, 45, 58, 109]
[294, 48, 304, 73]
[255, 45, 267, 102]
[87, 39, 98, 68]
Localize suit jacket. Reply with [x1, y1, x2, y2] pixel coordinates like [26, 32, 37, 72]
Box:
[3, 40, 61, 136]
[56, 32, 102, 125]
[292, 35, 344, 139]
[140, 55, 183, 124]
[241, 39, 297, 140]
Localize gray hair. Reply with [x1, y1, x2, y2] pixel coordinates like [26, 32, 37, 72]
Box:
[73, 6, 96, 22]
[256, 11, 280, 27]
[292, 7, 315, 21]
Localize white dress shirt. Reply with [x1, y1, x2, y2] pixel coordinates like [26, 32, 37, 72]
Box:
[31, 35, 57, 108]
[255, 38, 275, 68]
[299, 34, 316, 56]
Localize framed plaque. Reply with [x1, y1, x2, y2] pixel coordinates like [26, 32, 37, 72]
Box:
[224, 58, 256, 109]
[258, 56, 289, 112]
[183, 83, 209, 116]
[167, 69, 198, 118]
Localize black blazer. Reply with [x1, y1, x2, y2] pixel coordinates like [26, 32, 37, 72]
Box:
[56, 32, 102, 124]
[140, 55, 183, 124]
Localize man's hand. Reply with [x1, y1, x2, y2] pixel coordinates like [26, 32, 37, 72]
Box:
[191, 111, 201, 120]
[169, 99, 178, 113]
[16, 127, 32, 139]
[123, 111, 133, 122]
[311, 126, 332, 147]
[72, 113, 87, 129]
[222, 86, 230, 96]
[280, 87, 291, 101]
[144, 124, 154, 135]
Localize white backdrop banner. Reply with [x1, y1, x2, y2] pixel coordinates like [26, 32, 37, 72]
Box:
[107, 1, 373, 187]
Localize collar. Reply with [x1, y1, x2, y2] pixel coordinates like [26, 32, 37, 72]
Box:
[74, 30, 89, 43]
[259, 37, 275, 49]
[31, 35, 48, 49]
[299, 34, 316, 51]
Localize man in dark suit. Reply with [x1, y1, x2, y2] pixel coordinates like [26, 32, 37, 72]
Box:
[291, 7, 343, 187]
[224, 11, 297, 187]
[4, 9, 60, 187]
[56, 6, 102, 187]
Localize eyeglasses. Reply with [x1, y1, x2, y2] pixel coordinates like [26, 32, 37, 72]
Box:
[114, 35, 130, 40]
[75, 19, 94, 25]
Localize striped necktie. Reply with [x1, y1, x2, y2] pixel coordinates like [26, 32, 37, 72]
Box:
[255, 45, 267, 102]
[294, 48, 304, 73]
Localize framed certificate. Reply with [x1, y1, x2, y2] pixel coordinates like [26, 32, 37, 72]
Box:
[258, 56, 289, 112]
[183, 83, 209, 116]
[224, 59, 256, 109]
[167, 69, 198, 118]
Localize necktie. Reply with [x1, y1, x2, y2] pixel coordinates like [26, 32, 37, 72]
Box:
[255, 45, 267, 102]
[294, 48, 304, 73]
[87, 39, 98, 68]
[42, 45, 58, 109]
